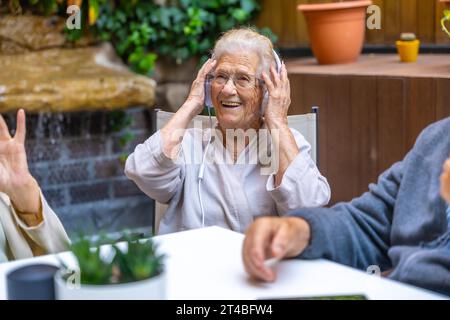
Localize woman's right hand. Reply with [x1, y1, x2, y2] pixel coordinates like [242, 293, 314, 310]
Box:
[183, 58, 217, 115]
[160, 59, 217, 159]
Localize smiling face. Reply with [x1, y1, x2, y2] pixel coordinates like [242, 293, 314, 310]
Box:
[211, 51, 263, 131]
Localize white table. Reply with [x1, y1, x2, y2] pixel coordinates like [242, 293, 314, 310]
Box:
[0, 226, 446, 300]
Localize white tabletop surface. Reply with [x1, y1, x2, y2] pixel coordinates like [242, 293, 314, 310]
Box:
[0, 226, 447, 300]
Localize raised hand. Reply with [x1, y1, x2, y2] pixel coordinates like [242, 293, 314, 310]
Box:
[0, 109, 40, 222]
[261, 63, 298, 187]
[261, 62, 291, 126]
[160, 59, 217, 160]
[184, 58, 217, 114]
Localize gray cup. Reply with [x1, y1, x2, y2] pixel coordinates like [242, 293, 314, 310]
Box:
[7, 263, 59, 300]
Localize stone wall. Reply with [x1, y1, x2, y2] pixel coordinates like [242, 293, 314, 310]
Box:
[153, 56, 198, 112]
[3, 107, 155, 238]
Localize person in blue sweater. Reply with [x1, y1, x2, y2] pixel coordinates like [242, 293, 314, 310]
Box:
[242, 117, 450, 296]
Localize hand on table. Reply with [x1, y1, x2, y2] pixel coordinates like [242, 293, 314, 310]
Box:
[242, 216, 311, 282]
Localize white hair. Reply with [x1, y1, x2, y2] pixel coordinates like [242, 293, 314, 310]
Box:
[212, 28, 276, 77]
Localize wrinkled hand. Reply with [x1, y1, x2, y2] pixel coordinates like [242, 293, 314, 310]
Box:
[0, 109, 40, 217]
[242, 216, 310, 282]
[262, 63, 291, 127]
[184, 58, 217, 114]
[441, 156, 450, 204]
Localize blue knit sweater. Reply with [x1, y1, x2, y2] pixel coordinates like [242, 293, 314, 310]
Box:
[290, 117, 450, 296]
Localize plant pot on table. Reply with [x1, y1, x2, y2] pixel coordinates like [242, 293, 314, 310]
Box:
[297, 0, 373, 65]
[54, 268, 166, 300]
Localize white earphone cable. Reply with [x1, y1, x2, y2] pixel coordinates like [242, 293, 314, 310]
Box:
[198, 106, 213, 228]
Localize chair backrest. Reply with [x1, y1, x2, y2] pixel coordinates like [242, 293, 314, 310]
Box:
[286, 112, 318, 164]
[152, 108, 318, 234]
[155, 109, 218, 131]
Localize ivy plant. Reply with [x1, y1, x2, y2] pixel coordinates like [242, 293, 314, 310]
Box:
[107, 110, 135, 164]
[94, 0, 276, 75]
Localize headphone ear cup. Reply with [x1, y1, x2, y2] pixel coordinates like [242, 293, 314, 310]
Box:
[261, 51, 281, 116]
[261, 89, 268, 115]
[273, 49, 282, 74]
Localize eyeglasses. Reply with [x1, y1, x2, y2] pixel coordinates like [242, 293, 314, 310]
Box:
[208, 72, 264, 90]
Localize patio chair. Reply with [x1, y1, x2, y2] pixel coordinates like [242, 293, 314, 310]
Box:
[150, 107, 319, 234]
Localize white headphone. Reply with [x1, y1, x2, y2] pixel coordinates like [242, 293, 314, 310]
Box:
[198, 50, 283, 228]
[261, 49, 282, 115]
[204, 49, 282, 111]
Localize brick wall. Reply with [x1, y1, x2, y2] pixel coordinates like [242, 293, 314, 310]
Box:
[3, 107, 155, 238]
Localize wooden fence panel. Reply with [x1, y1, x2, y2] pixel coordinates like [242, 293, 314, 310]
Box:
[256, 0, 450, 46]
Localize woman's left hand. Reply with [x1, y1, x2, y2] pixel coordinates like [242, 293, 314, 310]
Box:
[262, 62, 291, 127]
[262, 63, 298, 187]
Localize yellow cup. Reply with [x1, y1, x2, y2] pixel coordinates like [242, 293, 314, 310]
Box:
[396, 39, 420, 63]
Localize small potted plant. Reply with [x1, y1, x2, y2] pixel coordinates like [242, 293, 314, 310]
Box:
[54, 233, 166, 300]
[396, 33, 420, 63]
[297, 0, 373, 65]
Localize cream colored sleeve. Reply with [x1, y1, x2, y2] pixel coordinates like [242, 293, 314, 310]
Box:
[266, 128, 331, 214]
[10, 190, 70, 254]
[125, 129, 185, 204]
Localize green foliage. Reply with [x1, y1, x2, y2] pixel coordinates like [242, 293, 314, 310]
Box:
[15, 1, 276, 76]
[113, 236, 163, 282]
[106, 110, 136, 164]
[442, 9, 450, 37]
[107, 110, 133, 133]
[69, 235, 113, 285]
[93, 0, 274, 75]
[69, 232, 164, 285]
[119, 131, 135, 148]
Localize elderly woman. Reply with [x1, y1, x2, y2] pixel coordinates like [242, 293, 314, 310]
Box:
[125, 28, 330, 234]
[0, 110, 69, 263]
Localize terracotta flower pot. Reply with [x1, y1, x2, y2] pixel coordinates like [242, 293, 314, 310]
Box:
[298, 0, 373, 65]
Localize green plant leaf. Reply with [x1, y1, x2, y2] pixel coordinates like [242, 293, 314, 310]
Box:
[119, 131, 135, 147]
[69, 231, 164, 285]
[69, 236, 113, 285]
[240, 0, 257, 12]
[441, 9, 450, 37]
[89, 0, 100, 25]
[42, 0, 58, 15]
[231, 8, 248, 22]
